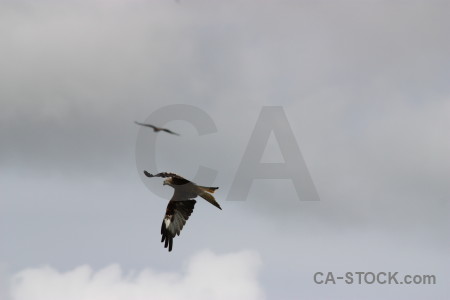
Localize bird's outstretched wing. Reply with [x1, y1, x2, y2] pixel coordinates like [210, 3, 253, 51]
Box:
[143, 171, 190, 185]
[161, 128, 180, 136]
[134, 121, 158, 130]
[161, 199, 196, 252]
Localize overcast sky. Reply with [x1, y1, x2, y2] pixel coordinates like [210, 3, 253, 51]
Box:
[1, 1, 449, 299]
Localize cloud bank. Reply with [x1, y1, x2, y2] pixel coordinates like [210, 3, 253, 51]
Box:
[9, 250, 264, 300]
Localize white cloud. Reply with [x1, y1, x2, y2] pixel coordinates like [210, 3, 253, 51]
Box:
[9, 250, 264, 300]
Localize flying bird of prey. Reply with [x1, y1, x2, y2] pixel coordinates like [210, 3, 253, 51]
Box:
[144, 171, 221, 252]
[134, 121, 180, 135]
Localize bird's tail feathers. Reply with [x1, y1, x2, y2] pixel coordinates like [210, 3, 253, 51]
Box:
[199, 191, 222, 210]
[200, 186, 218, 193]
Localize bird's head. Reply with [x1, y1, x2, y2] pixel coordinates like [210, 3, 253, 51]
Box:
[163, 178, 172, 187]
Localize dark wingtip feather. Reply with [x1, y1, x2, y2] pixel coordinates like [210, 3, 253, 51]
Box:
[143, 170, 153, 177]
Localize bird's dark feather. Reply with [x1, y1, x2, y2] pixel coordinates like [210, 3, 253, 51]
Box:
[161, 200, 196, 252]
[143, 171, 191, 185]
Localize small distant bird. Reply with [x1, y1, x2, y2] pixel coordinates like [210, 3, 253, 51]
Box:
[134, 121, 180, 135]
[144, 171, 221, 252]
